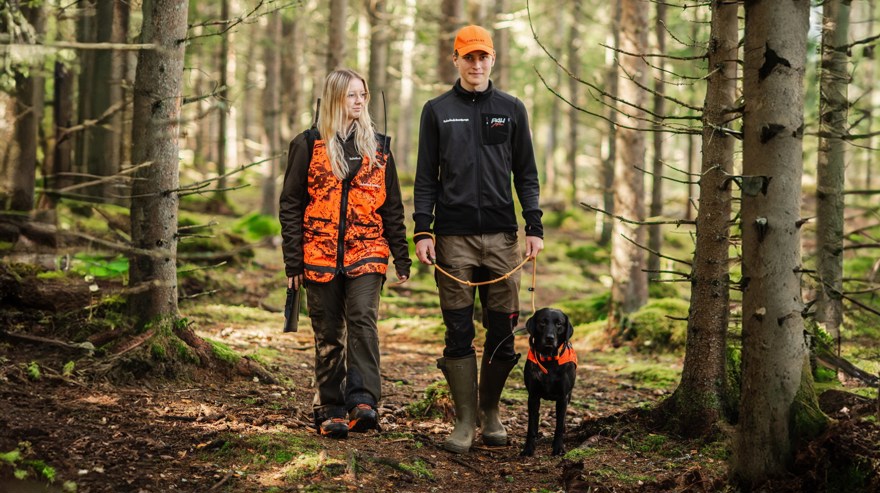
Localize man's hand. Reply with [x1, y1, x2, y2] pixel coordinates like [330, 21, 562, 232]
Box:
[525, 236, 544, 259]
[415, 238, 436, 265]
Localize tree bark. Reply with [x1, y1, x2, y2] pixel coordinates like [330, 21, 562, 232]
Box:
[84, 0, 127, 201]
[599, 1, 621, 247]
[734, 0, 820, 484]
[567, 0, 582, 205]
[492, 0, 510, 90]
[815, 0, 851, 344]
[366, 0, 390, 131]
[51, 62, 75, 205]
[327, 0, 348, 71]
[128, 0, 188, 322]
[261, 12, 282, 216]
[610, 0, 649, 316]
[438, 0, 464, 85]
[395, 0, 417, 173]
[647, 1, 666, 275]
[8, 2, 45, 213]
[215, 0, 232, 204]
[283, 15, 304, 135]
[660, 0, 738, 438]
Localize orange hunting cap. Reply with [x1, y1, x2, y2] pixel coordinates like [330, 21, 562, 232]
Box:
[454, 25, 495, 57]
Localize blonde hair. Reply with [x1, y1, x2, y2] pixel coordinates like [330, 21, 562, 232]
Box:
[317, 69, 380, 180]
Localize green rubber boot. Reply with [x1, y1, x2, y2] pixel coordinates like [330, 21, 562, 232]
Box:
[478, 355, 518, 446]
[437, 355, 478, 454]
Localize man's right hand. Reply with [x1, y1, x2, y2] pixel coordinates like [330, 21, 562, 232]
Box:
[415, 238, 436, 265]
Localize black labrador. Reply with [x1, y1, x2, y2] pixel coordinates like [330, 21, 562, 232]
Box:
[521, 308, 577, 457]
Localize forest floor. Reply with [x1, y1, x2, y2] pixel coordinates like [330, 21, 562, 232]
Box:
[1, 226, 879, 492]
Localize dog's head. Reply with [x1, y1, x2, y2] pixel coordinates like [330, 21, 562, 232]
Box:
[525, 308, 573, 355]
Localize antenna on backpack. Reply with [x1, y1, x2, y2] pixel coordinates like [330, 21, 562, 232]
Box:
[312, 98, 321, 129]
[381, 91, 389, 163]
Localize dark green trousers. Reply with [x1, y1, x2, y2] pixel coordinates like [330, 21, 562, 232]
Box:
[306, 273, 383, 421]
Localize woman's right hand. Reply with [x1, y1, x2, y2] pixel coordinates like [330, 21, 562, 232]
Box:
[288, 274, 304, 290]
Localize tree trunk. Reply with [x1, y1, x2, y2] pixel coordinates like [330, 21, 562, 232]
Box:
[85, 0, 127, 201]
[215, 0, 232, 205]
[815, 0, 851, 344]
[128, 0, 188, 322]
[660, 0, 738, 438]
[327, 0, 348, 71]
[438, 0, 464, 85]
[567, 0, 582, 205]
[8, 3, 45, 213]
[366, 0, 390, 131]
[492, 0, 510, 90]
[543, 5, 566, 201]
[261, 12, 282, 216]
[395, 0, 417, 172]
[610, 0, 648, 317]
[647, 1, 666, 275]
[51, 62, 75, 205]
[598, 1, 621, 248]
[283, 16, 305, 135]
[863, 1, 875, 190]
[733, 0, 823, 484]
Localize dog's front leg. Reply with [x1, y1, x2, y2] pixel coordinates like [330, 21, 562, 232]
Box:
[551, 398, 567, 456]
[520, 393, 541, 456]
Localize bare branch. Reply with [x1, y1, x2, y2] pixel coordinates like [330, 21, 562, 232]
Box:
[621, 233, 693, 267]
[580, 202, 696, 227]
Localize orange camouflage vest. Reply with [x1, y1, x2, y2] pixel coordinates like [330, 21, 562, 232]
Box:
[302, 138, 390, 282]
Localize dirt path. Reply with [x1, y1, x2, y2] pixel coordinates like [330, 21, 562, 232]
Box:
[0, 291, 680, 493]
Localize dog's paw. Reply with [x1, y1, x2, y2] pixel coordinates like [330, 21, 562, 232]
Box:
[552, 444, 565, 456]
[520, 446, 535, 457]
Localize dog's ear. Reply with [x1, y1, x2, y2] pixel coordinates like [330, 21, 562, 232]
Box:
[564, 313, 574, 341]
[525, 315, 536, 337]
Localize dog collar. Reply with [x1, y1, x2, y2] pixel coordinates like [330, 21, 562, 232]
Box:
[527, 343, 577, 374]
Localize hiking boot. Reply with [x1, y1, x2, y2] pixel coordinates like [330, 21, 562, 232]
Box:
[348, 404, 379, 432]
[317, 417, 349, 439]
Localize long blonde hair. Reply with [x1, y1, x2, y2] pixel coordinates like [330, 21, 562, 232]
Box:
[317, 69, 379, 180]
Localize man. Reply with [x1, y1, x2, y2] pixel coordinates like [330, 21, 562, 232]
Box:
[413, 25, 544, 454]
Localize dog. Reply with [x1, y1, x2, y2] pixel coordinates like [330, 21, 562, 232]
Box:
[521, 307, 577, 456]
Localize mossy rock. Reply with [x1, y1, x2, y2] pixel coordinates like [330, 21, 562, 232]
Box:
[555, 292, 611, 326]
[621, 298, 689, 352]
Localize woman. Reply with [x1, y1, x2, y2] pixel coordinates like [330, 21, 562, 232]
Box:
[280, 69, 411, 439]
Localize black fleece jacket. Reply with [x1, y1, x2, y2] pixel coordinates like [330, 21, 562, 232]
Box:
[279, 131, 411, 280]
[413, 80, 543, 240]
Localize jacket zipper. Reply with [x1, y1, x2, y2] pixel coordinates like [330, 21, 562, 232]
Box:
[337, 177, 352, 275]
[472, 95, 483, 231]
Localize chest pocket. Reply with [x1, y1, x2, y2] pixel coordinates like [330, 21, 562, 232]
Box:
[481, 113, 511, 145]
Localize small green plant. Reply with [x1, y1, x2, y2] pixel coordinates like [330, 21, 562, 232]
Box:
[26, 362, 41, 380]
[62, 361, 75, 377]
[0, 442, 65, 486]
[69, 253, 129, 279]
[407, 381, 450, 418]
[233, 213, 282, 241]
[400, 458, 434, 480]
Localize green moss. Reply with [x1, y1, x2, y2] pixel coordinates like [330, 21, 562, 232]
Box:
[566, 244, 608, 264]
[556, 292, 611, 326]
[563, 446, 599, 460]
[171, 339, 199, 364]
[648, 281, 681, 299]
[790, 361, 829, 446]
[620, 298, 689, 352]
[150, 342, 167, 360]
[207, 339, 241, 365]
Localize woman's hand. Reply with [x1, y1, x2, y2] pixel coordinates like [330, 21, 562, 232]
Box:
[288, 274, 304, 290]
